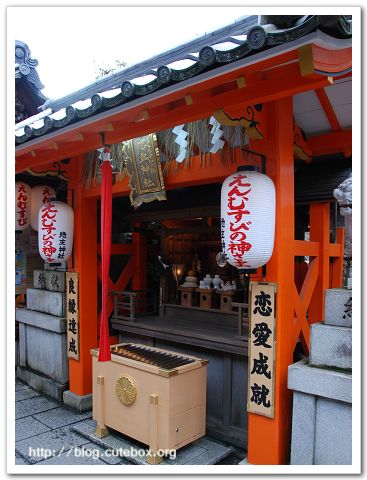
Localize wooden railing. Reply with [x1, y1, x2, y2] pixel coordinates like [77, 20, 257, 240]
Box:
[291, 203, 344, 354]
[97, 244, 137, 330]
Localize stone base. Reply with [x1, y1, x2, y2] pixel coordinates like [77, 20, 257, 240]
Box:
[63, 390, 92, 412]
[16, 309, 68, 384]
[16, 366, 68, 402]
[288, 359, 352, 465]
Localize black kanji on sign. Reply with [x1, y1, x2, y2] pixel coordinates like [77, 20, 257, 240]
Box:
[68, 318, 77, 335]
[251, 352, 271, 379]
[252, 322, 272, 348]
[58, 245, 66, 259]
[68, 298, 77, 314]
[253, 290, 272, 316]
[250, 383, 271, 408]
[59, 231, 67, 239]
[50, 274, 59, 289]
[343, 297, 352, 319]
[68, 338, 78, 355]
[68, 278, 76, 295]
[38, 272, 46, 289]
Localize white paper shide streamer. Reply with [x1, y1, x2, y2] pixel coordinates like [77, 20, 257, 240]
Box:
[209, 116, 225, 154]
[172, 124, 188, 163]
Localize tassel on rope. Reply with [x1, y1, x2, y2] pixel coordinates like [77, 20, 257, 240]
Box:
[98, 144, 112, 362]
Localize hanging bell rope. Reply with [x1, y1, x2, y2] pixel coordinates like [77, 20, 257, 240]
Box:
[98, 139, 112, 362]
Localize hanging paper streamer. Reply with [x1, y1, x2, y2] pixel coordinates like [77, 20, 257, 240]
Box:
[209, 116, 225, 154]
[97, 147, 104, 161]
[172, 124, 188, 163]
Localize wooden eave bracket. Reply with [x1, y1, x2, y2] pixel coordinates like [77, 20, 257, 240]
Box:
[298, 43, 351, 79]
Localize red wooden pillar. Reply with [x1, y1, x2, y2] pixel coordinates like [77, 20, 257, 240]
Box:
[308, 203, 330, 324]
[67, 156, 98, 396]
[247, 97, 295, 464]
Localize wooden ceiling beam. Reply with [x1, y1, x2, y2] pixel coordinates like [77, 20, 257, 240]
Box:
[15, 134, 102, 173]
[307, 129, 352, 157]
[315, 87, 341, 132]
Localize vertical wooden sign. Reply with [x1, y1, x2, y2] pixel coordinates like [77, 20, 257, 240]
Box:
[247, 282, 277, 418]
[66, 272, 80, 360]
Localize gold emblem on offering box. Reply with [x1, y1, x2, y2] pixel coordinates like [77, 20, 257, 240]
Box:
[116, 375, 137, 406]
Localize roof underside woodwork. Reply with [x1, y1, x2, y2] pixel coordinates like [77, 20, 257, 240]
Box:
[15, 15, 352, 173]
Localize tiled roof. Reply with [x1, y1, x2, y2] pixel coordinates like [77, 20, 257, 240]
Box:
[15, 15, 351, 146]
[15, 40, 48, 124]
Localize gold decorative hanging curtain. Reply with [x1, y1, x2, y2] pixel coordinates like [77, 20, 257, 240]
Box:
[123, 133, 166, 208]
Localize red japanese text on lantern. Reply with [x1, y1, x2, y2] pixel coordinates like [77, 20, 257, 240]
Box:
[225, 174, 252, 268]
[17, 185, 29, 227]
[41, 202, 58, 262]
[42, 186, 53, 203]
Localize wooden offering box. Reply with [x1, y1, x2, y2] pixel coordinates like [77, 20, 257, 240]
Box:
[177, 286, 196, 307]
[196, 288, 214, 309]
[217, 289, 235, 311]
[91, 343, 208, 464]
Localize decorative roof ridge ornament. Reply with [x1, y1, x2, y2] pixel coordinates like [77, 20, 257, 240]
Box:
[257, 14, 351, 39]
[15, 40, 46, 92]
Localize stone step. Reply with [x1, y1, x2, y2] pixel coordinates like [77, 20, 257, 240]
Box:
[310, 323, 352, 370]
[72, 420, 234, 465]
[324, 288, 352, 328]
[288, 358, 352, 404]
[33, 270, 66, 293]
[26, 288, 66, 317]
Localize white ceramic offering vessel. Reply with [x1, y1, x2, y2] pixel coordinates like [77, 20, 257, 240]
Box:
[203, 274, 212, 288]
[222, 281, 233, 291]
[212, 274, 224, 289]
[199, 280, 210, 289]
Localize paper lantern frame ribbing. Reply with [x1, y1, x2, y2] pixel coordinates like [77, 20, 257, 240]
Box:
[220, 165, 276, 270]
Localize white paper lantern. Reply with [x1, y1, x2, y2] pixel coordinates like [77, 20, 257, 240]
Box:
[220, 167, 275, 269]
[15, 181, 31, 230]
[31, 185, 56, 230]
[38, 201, 74, 263]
